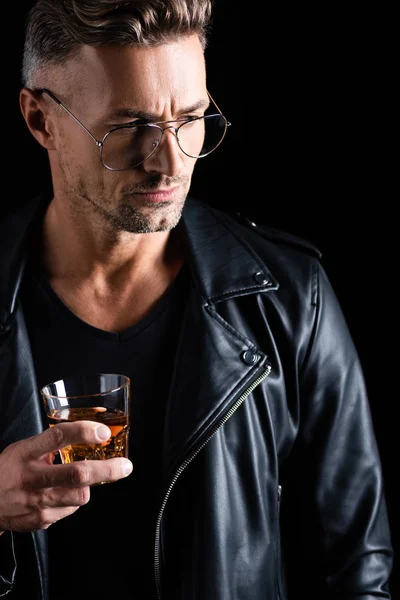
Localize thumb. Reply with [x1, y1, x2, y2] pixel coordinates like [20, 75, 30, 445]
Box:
[21, 421, 111, 460]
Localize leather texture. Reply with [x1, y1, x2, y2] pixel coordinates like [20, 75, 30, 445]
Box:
[0, 195, 394, 599]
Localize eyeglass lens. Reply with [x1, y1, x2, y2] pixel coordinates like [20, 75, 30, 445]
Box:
[101, 114, 227, 171]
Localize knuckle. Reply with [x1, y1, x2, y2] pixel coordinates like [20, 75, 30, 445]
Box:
[38, 519, 51, 530]
[33, 493, 47, 510]
[26, 490, 45, 512]
[74, 421, 98, 444]
[49, 424, 66, 448]
[73, 420, 88, 438]
[34, 508, 51, 530]
[76, 487, 90, 506]
[107, 458, 128, 482]
[38, 467, 56, 490]
[69, 461, 91, 486]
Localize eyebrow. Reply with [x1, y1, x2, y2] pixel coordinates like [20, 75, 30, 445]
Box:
[108, 98, 211, 121]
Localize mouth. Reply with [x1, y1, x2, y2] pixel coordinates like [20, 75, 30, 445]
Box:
[133, 186, 179, 203]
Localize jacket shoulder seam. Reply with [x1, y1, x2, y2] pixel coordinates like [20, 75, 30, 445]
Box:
[234, 212, 322, 260]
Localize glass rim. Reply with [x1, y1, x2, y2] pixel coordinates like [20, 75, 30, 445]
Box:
[101, 113, 229, 171]
[40, 373, 131, 400]
[103, 112, 226, 135]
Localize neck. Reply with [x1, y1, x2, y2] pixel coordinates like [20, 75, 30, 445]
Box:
[33, 197, 186, 332]
[38, 197, 184, 287]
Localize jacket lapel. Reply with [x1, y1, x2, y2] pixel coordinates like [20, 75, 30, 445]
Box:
[161, 198, 278, 483]
[0, 195, 49, 331]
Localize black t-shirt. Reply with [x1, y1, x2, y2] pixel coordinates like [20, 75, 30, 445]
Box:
[20, 263, 188, 600]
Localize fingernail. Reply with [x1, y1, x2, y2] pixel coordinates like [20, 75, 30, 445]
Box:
[95, 425, 111, 441]
[122, 460, 133, 476]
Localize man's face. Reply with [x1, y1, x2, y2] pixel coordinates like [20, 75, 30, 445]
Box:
[48, 35, 208, 233]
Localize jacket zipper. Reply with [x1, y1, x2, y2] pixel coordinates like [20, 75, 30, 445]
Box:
[277, 484, 283, 599]
[154, 363, 272, 599]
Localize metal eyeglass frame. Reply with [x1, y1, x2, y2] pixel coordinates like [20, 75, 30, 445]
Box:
[36, 88, 231, 171]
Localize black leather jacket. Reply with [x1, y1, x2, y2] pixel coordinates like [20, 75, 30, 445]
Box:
[0, 195, 393, 599]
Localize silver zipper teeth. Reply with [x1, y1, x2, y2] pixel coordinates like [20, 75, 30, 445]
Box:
[154, 363, 272, 599]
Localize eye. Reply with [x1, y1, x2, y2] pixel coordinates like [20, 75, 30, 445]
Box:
[132, 118, 151, 126]
[111, 119, 149, 129]
[184, 114, 204, 121]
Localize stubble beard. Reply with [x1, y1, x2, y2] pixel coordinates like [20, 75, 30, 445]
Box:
[70, 172, 188, 234]
[76, 193, 187, 234]
[109, 194, 187, 233]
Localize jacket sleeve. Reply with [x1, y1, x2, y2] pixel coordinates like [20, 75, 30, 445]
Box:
[280, 260, 394, 599]
[0, 531, 16, 596]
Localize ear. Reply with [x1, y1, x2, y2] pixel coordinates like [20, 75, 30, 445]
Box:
[19, 87, 57, 150]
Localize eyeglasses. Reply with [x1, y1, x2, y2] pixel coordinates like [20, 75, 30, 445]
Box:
[37, 88, 231, 171]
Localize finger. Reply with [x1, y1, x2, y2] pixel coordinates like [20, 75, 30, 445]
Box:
[21, 422, 112, 460]
[42, 485, 91, 508]
[32, 457, 133, 489]
[32, 506, 81, 531]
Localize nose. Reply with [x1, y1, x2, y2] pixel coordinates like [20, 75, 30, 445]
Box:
[142, 126, 185, 177]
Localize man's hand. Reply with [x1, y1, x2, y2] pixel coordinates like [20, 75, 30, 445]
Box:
[0, 422, 133, 532]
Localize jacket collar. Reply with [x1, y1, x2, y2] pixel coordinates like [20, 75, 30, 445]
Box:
[181, 197, 279, 302]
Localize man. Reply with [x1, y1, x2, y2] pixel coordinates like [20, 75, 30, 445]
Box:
[0, 1, 394, 599]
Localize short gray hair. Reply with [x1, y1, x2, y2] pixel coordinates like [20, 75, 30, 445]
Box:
[22, 0, 213, 87]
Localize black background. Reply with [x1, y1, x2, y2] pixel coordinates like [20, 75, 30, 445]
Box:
[5, 1, 398, 594]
